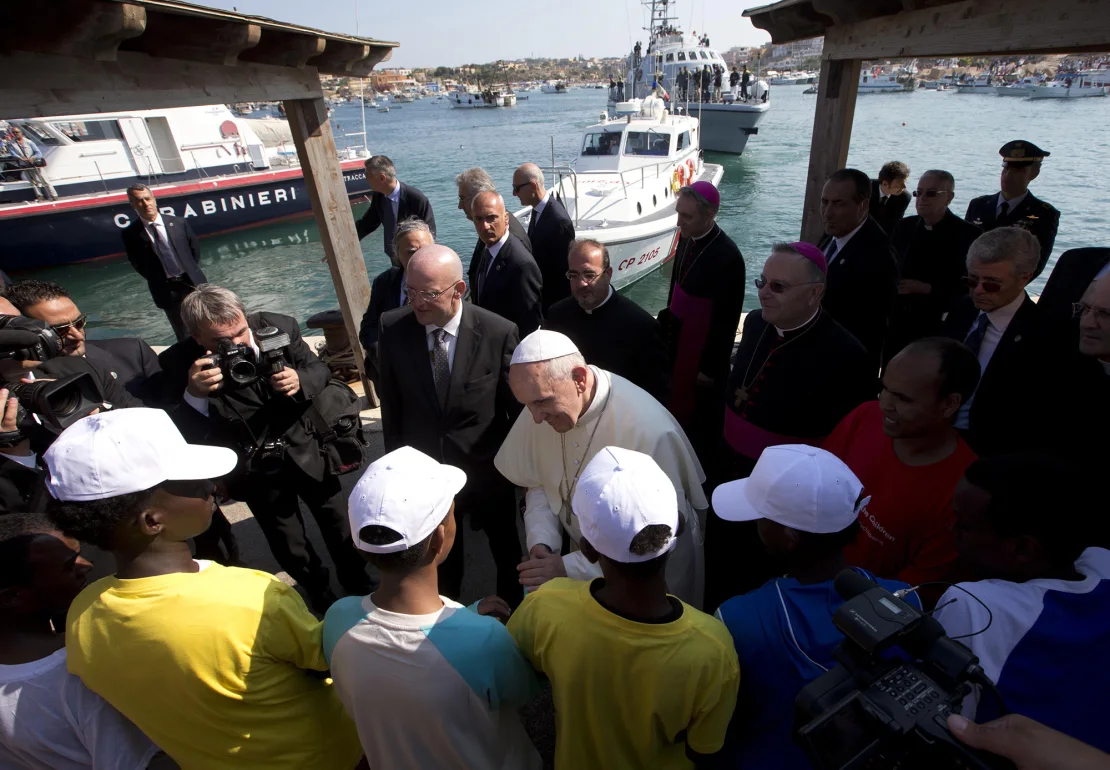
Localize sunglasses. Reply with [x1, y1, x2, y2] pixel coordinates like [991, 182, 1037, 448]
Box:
[912, 189, 948, 198]
[963, 276, 1005, 293]
[51, 313, 88, 335]
[754, 276, 821, 294]
[512, 182, 530, 194]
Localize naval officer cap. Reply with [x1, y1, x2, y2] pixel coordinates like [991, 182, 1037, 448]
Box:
[511, 329, 580, 365]
[1000, 140, 1050, 167]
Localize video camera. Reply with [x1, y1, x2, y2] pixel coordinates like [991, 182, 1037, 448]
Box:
[794, 570, 1014, 770]
[208, 326, 291, 391]
[0, 316, 105, 444]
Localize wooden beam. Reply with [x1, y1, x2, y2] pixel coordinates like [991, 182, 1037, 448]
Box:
[824, 0, 1110, 59]
[4, 0, 146, 61]
[309, 41, 372, 75]
[350, 47, 394, 78]
[118, 13, 261, 66]
[1, 50, 322, 119]
[282, 97, 375, 405]
[239, 30, 326, 69]
[799, 58, 861, 244]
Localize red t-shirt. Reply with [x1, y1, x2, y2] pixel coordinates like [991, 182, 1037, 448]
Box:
[824, 401, 977, 589]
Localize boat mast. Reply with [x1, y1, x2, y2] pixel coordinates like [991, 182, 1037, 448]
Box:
[639, 0, 679, 100]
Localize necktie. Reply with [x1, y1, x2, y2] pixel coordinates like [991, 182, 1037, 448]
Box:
[528, 206, 540, 239]
[963, 313, 991, 357]
[825, 239, 839, 264]
[475, 247, 492, 303]
[431, 329, 450, 407]
[150, 223, 184, 277]
[382, 195, 398, 256]
[998, 200, 1010, 219]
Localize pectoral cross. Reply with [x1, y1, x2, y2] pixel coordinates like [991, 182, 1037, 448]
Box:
[734, 387, 749, 407]
[560, 498, 574, 526]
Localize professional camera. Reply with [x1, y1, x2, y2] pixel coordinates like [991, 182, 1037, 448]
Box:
[10, 374, 105, 435]
[793, 570, 1014, 770]
[208, 326, 290, 390]
[0, 315, 64, 362]
[249, 436, 288, 475]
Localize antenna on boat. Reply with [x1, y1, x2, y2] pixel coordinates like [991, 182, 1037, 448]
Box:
[355, 0, 367, 155]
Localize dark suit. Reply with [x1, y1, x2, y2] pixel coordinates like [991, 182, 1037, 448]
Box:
[377, 304, 522, 602]
[886, 211, 982, 361]
[965, 191, 1060, 278]
[528, 196, 576, 311]
[870, 179, 911, 236]
[85, 337, 162, 406]
[355, 181, 436, 259]
[468, 215, 532, 291]
[818, 216, 899, 361]
[159, 311, 370, 596]
[122, 215, 206, 341]
[1037, 247, 1110, 325]
[471, 232, 544, 336]
[940, 294, 1060, 456]
[358, 265, 406, 378]
[0, 456, 45, 513]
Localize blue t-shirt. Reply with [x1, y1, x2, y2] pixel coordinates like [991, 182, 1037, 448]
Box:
[714, 571, 919, 770]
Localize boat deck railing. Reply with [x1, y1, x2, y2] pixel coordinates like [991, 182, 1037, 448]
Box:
[541, 156, 688, 226]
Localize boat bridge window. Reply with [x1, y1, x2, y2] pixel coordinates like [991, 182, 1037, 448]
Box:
[12, 123, 61, 147]
[666, 53, 674, 62]
[677, 131, 691, 151]
[625, 131, 670, 156]
[677, 51, 686, 61]
[699, 51, 709, 59]
[688, 52, 698, 60]
[51, 120, 124, 143]
[582, 131, 623, 156]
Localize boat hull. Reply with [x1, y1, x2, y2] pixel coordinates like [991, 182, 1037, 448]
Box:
[1028, 85, 1107, 99]
[994, 86, 1033, 97]
[0, 159, 371, 271]
[683, 103, 768, 155]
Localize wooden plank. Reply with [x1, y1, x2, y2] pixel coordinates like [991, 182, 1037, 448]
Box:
[799, 57, 861, 244]
[824, 0, 1110, 59]
[282, 97, 376, 406]
[0, 50, 322, 118]
[239, 30, 326, 69]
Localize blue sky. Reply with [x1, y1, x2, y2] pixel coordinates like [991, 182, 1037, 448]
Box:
[201, 0, 773, 68]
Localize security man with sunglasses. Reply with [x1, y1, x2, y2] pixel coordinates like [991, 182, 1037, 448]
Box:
[886, 170, 983, 363]
[6, 279, 163, 406]
[940, 227, 1066, 456]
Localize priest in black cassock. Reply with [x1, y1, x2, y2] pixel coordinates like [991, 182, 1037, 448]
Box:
[705, 242, 876, 610]
[544, 239, 668, 402]
[660, 181, 745, 461]
[885, 170, 982, 363]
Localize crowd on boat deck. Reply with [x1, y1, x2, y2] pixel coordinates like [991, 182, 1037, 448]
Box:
[2, 140, 1109, 770]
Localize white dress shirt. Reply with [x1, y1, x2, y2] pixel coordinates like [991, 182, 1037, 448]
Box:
[484, 230, 511, 275]
[531, 190, 552, 225]
[954, 292, 1026, 429]
[386, 181, 401, 221]
[425, 304, 464, 372]
[827, 218, 867, 264]
[997, 190, 1028, 217]
[184, 331, 260, 416]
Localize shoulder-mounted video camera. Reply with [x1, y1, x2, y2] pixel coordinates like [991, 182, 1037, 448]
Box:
[793, 570, 1015, 770]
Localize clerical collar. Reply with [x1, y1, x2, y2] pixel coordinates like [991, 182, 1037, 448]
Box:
[689, 222, 717, 242]
[585, 286, 614, 315]
[834, 218, 867, 253]
[775, 308, 820, 337]
[533, 189, 552, 217]
[576, 366, 610, 428]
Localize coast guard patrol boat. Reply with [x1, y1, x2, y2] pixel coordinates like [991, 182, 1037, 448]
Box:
[515, 93, 723, 290]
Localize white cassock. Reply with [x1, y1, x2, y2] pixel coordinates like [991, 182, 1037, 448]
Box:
[495, 366, 708, 607]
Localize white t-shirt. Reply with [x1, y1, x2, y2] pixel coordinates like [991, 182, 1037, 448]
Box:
[323, 595, 542, 770]
[0, 648, 159, 770]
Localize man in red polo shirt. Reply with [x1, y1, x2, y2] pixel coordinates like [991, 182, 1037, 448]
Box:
[824, 337, 980, 597]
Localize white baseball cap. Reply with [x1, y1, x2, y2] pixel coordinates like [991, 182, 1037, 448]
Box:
[572, 446, 679, 563]
[44, 408, 239, 502]
[711, 445, 867, 534]
[348, 446, 467, 554]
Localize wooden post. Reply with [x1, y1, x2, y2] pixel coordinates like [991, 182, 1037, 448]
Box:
[799, 57, 861, 244]
[283, 97, 377, 407]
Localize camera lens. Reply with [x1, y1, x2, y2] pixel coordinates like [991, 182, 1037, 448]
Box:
[44, 388, 82, 417]
[229, 359, 256, 384]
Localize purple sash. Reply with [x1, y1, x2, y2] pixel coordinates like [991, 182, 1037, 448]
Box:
[723, 407, 821, 460]
[667, 283, 713, 424]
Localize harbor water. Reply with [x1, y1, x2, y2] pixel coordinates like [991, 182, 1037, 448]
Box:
[17, 87, 1109, 346]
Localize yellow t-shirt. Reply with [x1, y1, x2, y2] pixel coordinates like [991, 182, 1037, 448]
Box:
[507, 578, 740, 769]
[65, 562, 362, 770]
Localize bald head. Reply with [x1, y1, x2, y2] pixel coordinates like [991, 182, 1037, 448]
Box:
[406, 245, 464, 328]
[1079, 275, 1110, 362]
[407, 244, 463, 283]
[512, 163, 546, 208]
[472, 191, 509, 246]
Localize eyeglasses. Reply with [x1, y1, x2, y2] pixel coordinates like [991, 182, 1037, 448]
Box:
[50, 313, 88, 335]
[913, 189, 948, 198]
[754, 276, 821, 294]
[410, 285, 457, 303]
[512, 182, 530, 194]
[963, 276, 1005, 293]
[1073, 302, 1110, 324]
[566, 270, 605, 284]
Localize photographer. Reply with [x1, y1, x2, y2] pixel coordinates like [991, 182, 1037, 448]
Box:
[0, 297, 141, 513]
[159, 284, 372, 611]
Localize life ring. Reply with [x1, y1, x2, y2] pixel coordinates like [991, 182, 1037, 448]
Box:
[671, 164, 686, 193]
[685, 158, 696, 183]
